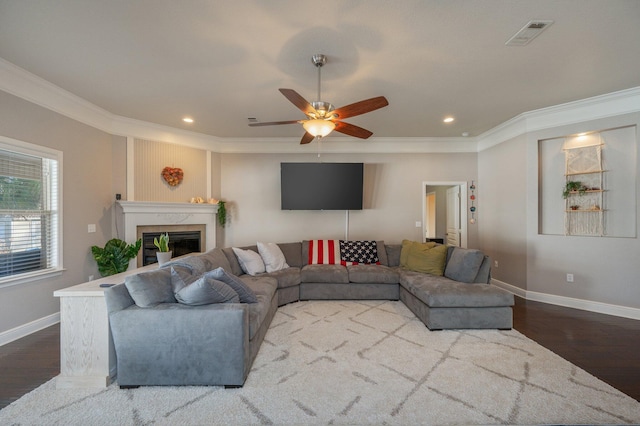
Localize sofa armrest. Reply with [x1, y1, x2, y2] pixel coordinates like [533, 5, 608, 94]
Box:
[109, 303, 250, 386]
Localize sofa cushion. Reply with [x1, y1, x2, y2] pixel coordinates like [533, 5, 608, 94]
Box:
[222, 247, 244, 276]
[232, 247, 266, 276]
[400, 270, 514, 308]
[206, 267, 258, 303]
[124, 268, 175, 308]
[197, 248, 233, 272]
[385, 244, 402, 267]
[406, 244, 448, 276]
[257, 242, 290, 273]
[376, 241, 389, 266]
[339, 240, 380, 265]
[160, 256, 207, 276]
[347, 264, 399, 284]
[264, 267, 301, 289]
[400, 240, 436, 268]
[174, 274, 240, 306]
[444, 247, 485, 283]
[278, 242, 303, 268]
[239, 275, 278, 340]
[301, 264, 349, 283]
[473, 255, 492, 284]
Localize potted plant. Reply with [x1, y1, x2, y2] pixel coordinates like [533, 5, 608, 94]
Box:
[91, 238, 142, 277]
[562, 181, 586, 199]
[154, 233, 172, 266]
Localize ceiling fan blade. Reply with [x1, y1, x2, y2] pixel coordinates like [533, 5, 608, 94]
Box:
[300, 132, 315, 145]
[334, 121, 374, 139]
[279, 88, 317, 116]
[330, 96, 389, 119]
[248, 120, 300, 127]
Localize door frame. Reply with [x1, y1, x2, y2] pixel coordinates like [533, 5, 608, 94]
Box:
[421, 181, 468, 248]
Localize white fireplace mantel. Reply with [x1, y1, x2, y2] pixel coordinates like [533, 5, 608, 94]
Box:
[117, 201, 218, 267]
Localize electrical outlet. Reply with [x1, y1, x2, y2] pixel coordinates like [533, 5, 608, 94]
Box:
[494, 260, 499, 268]
[88, 224, 96, 233]
[415, 221, 422, 228]
[88, 275, 94, 281]
[566, 273, 574, 282]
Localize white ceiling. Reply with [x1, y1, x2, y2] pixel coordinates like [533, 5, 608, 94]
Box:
[1, 0, 639, 140]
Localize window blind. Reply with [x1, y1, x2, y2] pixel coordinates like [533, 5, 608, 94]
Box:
[0, 148, 59, 279]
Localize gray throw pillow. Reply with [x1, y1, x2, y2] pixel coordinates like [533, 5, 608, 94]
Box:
[444, 248, 485, 283]
[206, 267, 258, 303]
[174, 274, 239, 306]
[124, 268, 175, 307]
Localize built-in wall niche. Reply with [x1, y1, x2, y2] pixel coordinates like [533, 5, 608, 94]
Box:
[538, 125, 637, 237]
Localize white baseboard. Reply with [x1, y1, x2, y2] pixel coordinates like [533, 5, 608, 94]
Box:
[492, 278, 640, 321]
[0, 312, 60, 346]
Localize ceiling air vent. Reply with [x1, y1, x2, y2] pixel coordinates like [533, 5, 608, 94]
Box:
[505, 20, 554, 46]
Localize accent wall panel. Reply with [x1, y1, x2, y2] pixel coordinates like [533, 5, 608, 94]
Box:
[134, 139, 207, 202]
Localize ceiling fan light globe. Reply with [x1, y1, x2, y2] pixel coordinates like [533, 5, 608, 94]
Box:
[303, 119, 335, 138]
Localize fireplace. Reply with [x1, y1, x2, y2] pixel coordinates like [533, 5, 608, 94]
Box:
[138, 225, 204, 267]
[117, 201, 218, 270]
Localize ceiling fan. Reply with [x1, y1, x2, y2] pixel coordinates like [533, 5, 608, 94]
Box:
[249, 54, 389, 144]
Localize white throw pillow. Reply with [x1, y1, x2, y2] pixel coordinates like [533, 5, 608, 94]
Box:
[257, 242, 290, 273]
[232, 247, 266, 276]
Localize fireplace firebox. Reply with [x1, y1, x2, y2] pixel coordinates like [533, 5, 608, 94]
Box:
[141, 231, 201, 266]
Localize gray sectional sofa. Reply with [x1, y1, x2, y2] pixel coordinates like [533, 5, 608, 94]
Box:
[105, 241, 514, 388]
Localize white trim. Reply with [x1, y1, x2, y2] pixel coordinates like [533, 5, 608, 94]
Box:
[492, 278, 640, 320]
[0, 312, 60, 346]
[206, 151, 212, 199]
[126, 137, 135, 201]
[477, 87, 640, 151]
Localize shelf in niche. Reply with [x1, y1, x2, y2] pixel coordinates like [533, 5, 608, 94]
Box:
[565, 170, 606, 176]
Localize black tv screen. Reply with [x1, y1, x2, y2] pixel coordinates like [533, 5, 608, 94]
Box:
[281, 163, 364, 210]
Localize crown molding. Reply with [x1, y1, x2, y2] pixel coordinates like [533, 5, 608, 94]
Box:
[477, 86, 640, 151]
[3, 58, 639, 155]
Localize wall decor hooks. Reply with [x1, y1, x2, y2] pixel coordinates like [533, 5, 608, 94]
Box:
[469, 181, 477, 224]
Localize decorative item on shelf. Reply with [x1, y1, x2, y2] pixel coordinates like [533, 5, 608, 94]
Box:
[162, 166, 184, 187]
[190, 196, 205, 203]
[469, 181, 477, 224]
[153, 233, 172, 266]
[562, 181, 587, 199]
[91, 238, 142, 277]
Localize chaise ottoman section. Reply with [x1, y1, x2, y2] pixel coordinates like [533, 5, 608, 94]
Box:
[399, 270, 514, 330]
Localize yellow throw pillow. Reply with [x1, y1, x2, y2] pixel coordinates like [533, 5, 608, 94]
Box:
[400, 240, 436, 268]
[406, 244, 448, 276]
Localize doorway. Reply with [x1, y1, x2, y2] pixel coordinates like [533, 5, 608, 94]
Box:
[422, 181, 468, 248]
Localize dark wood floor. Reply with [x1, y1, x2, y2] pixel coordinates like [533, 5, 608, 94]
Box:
[1, 296, 639, 410]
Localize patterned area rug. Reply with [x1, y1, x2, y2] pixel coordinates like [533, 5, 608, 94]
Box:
[2, 300, 639, 425]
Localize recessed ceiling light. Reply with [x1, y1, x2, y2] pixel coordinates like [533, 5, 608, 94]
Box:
[443, 117, 454, 123]
[182, 117, 194, 123]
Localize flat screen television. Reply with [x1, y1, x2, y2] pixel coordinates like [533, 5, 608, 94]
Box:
[281, 162, 364, 210]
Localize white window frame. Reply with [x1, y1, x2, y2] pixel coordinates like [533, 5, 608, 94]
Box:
[0, 135, 64, 288]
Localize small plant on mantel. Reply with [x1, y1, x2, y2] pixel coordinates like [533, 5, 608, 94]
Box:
[563, 181, 587, 199]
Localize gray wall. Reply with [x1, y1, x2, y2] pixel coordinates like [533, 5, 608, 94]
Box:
[0, 91, 116, 335]
[478, 112, 640, 310]
[218, 153, 479, 248]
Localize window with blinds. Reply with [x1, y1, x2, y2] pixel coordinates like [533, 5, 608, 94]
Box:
[0, 139, 61, 283]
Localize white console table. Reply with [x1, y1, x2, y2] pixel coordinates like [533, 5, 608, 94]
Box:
[53, 259, 190, 389]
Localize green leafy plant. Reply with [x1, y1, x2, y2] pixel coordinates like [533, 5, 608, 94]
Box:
[91, 238, 142, 277]
[562, 181, 587, 199]
[153, 233, 170, 252]
[218, 200, 227, 227]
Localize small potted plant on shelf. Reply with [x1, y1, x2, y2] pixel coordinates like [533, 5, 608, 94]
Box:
[154, 233, 172, 266]
[563, 181, 587, 199]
